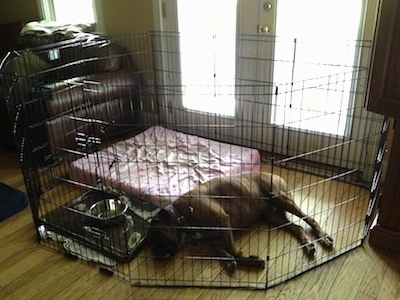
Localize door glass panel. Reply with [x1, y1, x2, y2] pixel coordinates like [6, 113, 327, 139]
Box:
[273, 0, 364, 135]
[177, 0, 237, 116]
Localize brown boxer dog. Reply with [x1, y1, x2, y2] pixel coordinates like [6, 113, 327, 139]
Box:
[147, 172, 333, 273]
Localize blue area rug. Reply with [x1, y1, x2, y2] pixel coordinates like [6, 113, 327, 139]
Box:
[0, 182, 28, 221]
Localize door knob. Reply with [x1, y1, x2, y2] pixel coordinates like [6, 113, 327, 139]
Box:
[263, 1, 273, 11]
[259, 25, 271, 34]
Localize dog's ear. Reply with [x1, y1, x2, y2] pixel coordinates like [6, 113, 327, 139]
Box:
[151, 209, 174, 226]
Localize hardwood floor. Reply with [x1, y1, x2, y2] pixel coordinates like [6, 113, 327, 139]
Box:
[1, 146, 400, 299]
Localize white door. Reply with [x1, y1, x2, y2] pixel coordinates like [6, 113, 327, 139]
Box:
[153, 0, 379, 176]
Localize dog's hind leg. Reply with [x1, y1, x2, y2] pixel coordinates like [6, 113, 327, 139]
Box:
[268, 209, 316, 256]
[274, 194, 334, 249]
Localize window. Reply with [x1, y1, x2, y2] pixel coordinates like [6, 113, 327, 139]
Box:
[177, 0, 237, 116]
[38, 0, 96, 24]
[272, 0, 364, 136]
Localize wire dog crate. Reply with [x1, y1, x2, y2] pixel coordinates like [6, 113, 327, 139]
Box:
[0, 31, 387, 289]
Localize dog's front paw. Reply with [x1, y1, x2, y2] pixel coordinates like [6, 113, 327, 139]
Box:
[224, 259, 238, 274]
[247, 255, 266, 269]
[236, 255, 265, 269]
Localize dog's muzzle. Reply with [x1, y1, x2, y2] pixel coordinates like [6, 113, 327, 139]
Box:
[147, 208, 182, 259]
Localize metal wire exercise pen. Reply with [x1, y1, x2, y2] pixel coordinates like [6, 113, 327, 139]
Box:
[0, 31, 387, 289]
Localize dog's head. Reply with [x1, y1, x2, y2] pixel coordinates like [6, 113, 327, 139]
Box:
[147, 209, 181, 259]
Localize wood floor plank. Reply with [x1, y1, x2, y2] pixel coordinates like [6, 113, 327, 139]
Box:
[376, 253, 400, 300]
[120, 285, 158, 300]
[354, 292, 376, 300]
[326, 247, 370, 300]
[357, 246, 391, 298]
[0, 247, 53, 288]
[76, 273, 123, 300]
[296, 251, 347, 299]
[33, 261, 94, 300]
[0, 209, 34, 239]
[4, 255, 77, 300]
[50, 265, 110, 300]
[195, 287, 234, 300]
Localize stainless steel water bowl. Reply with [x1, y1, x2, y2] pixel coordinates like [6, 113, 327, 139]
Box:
[89, 198, 128, 225]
